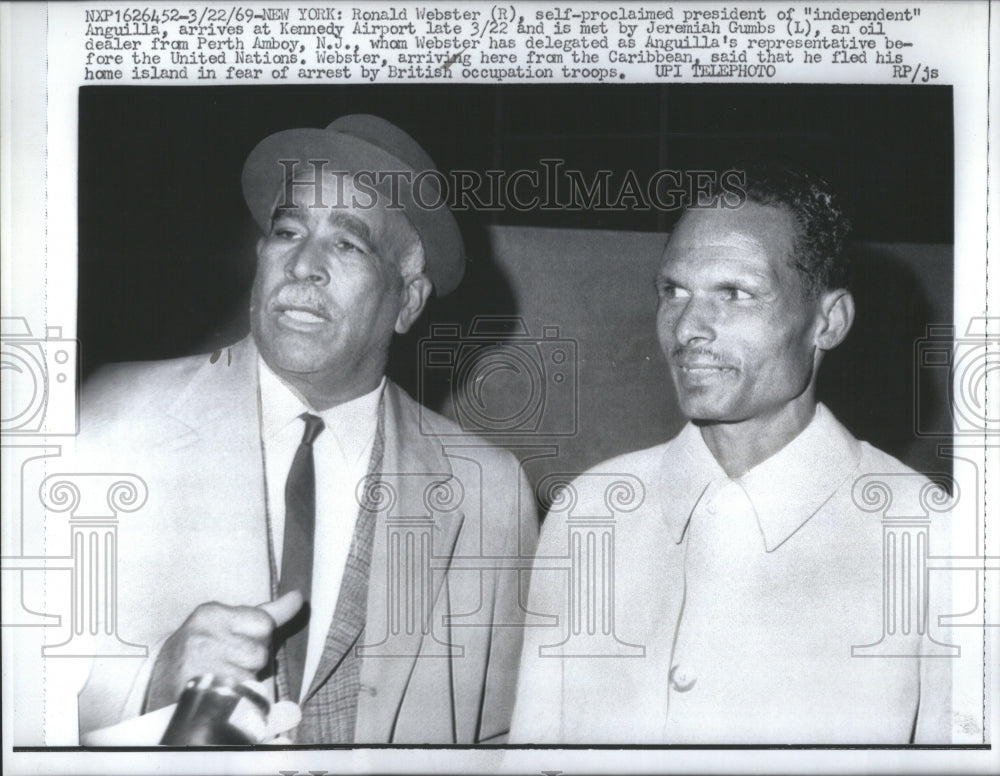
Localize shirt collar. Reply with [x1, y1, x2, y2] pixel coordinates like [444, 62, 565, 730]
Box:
[258, 356, 385, 465]
[658, 403, 862, 551]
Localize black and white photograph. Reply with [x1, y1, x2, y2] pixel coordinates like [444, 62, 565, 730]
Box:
[1, 2, 996, 775]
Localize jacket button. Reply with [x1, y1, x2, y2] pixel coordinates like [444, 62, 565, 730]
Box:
[704, 500, 717, 515]
[359, 684, 378, 697]
[669, 664, 696, 692]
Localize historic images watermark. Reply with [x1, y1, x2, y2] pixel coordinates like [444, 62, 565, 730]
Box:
[418, 317, 578, 437]
[1, 317, 79, 437]
[849, 317, 1000, 658]
[355, 316, 646, 659]
[1, 317, 148, 657]
[274, 160, 748, 214]
[914, 317, 1000, 438]
[350, 466, 647, 660]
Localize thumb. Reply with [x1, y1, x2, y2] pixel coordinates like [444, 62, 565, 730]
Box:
[257, 590, 304, 628]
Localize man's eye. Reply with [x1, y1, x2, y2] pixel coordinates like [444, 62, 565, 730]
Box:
[335, 240, 367, 254]
[271, 226, 300, 240]
[660, 285, 690, 300]
[723, 287, 752, 301]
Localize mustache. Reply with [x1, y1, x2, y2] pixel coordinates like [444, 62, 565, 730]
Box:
[267, 284, 332, 319]
[670, 346, 734, 367]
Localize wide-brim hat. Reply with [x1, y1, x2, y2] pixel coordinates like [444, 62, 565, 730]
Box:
[242, 114, 465, 295]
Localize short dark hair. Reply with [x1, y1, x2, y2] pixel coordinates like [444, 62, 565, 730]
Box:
[740, 165, 852, 297]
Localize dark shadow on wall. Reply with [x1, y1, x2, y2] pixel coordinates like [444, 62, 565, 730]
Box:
[819, 244, 952, 482]
[387, 220, 520, 413]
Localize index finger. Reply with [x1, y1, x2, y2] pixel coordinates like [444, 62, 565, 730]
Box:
[257, 590, 304, 629]
[227, 604, 282, 640]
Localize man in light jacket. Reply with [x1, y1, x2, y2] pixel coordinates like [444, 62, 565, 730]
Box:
[77, 114, 536, 744]
[511, 166, 953, 744]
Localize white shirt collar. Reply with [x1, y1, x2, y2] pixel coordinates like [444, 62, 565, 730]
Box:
[658, 403, 862, 551]
[257, 355, 385, 465]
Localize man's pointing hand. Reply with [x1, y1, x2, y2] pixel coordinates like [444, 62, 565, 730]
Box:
[146, 590, 304, 712]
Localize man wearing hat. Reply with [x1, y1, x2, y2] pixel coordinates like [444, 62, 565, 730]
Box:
[76, 115, 536, 743]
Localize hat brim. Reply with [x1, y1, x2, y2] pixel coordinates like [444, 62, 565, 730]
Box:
[242, 128, 465, 295]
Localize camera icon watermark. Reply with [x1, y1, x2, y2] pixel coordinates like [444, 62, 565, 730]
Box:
[0, 317, 79, 436]
[914, 317, 999, 437]
[418, 316, 578, 436]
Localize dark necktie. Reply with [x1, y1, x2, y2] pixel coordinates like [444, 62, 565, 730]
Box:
[278, 412, 325, 702]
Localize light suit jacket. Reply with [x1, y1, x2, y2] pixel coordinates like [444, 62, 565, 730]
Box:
[75, 337, 536, 743]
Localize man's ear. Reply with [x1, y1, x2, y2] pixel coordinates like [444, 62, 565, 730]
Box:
[256, 236, 266, 259]
[814, 289, 855, 351]
[395, 274, 433, 334]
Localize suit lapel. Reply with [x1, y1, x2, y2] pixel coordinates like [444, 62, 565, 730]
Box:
[166, 337, 260, 440]
[354, 383, 466, 742]
[160, 338, 277, 695]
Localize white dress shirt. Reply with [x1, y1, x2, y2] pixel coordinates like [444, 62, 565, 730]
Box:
[511, 403, 954, 743]
[258, 357, 383, 701]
